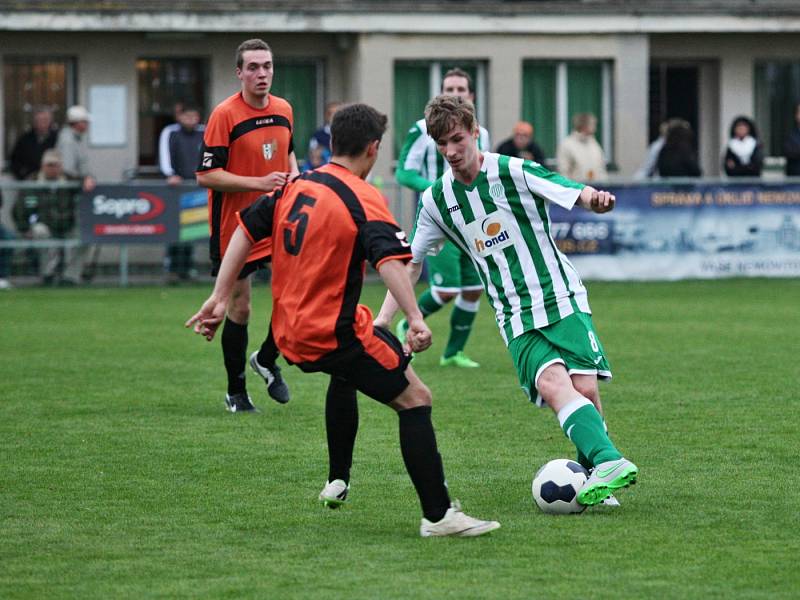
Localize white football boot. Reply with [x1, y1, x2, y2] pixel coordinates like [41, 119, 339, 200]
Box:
[318, 479, 349, 509]
[419, 501, 500, 538]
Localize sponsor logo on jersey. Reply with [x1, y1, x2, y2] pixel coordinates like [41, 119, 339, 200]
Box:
[464, 213, 515, 257]
[474, 217, 510, 253]
[202, 152, 213, 168]
[448, 204, 461, 214]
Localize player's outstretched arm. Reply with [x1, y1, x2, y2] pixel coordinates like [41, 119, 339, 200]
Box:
[377, 260, 430, 352]
[197, 169, 289, 193]
[577, 185, 615, 214]
[185, 227, 253, 341]
[374, 260, 423, 328]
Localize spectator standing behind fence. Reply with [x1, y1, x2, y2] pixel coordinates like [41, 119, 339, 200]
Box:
[783, 102, 800, 177]
[556, 113, 607, 182]
[56, 105, 96, 282]
[9, 107, 58, 181]
[161, 104, 204, 283]
[56, 106, 96, 193]
[724, 116, 763, 177]
[306, 101, 341, 169]
[12, 150, 81, 286]
[657, 121, 702, 178]
[495, 121, 546, 164]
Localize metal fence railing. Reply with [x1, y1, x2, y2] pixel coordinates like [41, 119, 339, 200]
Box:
[2, 176, 799, 286]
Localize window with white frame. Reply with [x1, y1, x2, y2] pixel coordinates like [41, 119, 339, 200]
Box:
[393, 60, 488, 159]
[521, 60, 613, 166]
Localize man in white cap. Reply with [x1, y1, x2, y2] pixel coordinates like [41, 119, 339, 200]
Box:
[56, 105, 96, 193]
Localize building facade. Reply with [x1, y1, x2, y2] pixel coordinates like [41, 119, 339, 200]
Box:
[2, 0, 800, 184]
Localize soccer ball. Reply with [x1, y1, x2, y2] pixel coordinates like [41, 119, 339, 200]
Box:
[532, 459, 590, 514]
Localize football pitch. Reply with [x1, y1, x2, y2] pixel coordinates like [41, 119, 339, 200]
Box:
[1, 279, 798, 599]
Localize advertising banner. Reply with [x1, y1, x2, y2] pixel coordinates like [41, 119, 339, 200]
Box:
[550, 182, 800, 280]
[79, 185, 208, 244]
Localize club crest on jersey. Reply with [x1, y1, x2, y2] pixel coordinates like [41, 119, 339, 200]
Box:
[464, 213, 515, 257]
[489, 183, 505, 200]
[262, 141, 277, 160]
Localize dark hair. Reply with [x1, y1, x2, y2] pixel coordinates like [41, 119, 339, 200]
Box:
[664, 121, 695, 151]
[330, 104, 388, 157]
[441, 68, 474, 94]
[729, 115, 758, 140]
[425, 95, 477, 142]
[236, 39, 271, 69]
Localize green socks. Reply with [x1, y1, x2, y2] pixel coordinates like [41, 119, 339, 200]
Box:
[558, 398, 622, 467]
[443, 296, 479, 359]
[418, 289, 444, 317]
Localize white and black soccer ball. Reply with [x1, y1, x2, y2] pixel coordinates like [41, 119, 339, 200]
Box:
[532, 459, 590, 514]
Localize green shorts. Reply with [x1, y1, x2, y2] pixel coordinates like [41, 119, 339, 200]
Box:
[426, 239, 483, 293]
[507, 312, 612, 406]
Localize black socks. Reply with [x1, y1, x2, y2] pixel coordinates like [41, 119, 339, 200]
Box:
[221, 317, 248, 395]
[325, 377, 359, 484]
[398, 406, 450, 523]
[256, 322, 280, 367]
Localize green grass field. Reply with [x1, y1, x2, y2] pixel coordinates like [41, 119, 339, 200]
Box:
[1, 279, 798, 599]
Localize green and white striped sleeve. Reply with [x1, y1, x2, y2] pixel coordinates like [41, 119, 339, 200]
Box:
[521, 160, 584, 210]
[395, 120, 434, 193]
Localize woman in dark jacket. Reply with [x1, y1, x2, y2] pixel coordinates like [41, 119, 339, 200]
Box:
[724, 116, 763, 177]
[657, 122, 702, 177]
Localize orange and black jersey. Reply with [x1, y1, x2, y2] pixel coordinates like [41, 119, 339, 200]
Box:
[197, 92, 294, 265]
[238, 162, 412, 365]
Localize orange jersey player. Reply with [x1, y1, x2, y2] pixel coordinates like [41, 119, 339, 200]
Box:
[195, 38, 299, 413]
[188, 103, 500, 537]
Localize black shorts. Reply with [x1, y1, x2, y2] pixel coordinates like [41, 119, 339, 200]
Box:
[210, 257, 270, 280]
[298, 326, 412, 404]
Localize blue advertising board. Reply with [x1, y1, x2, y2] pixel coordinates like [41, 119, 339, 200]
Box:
[550, 182, 800, 279]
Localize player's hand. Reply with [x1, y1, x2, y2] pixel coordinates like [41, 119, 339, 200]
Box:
[581, 186, 615, 214]
[185, 297, 227, 341]
[406, 317, 432, 353]
[259, 172, 290, 192]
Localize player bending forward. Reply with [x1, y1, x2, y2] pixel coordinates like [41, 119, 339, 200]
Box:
[376, 95, 638, 506]
[187, 103, 500, 537]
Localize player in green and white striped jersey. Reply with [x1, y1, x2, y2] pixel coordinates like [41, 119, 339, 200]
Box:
[395, 68, 490, 369]
[377, 95, 638, 507]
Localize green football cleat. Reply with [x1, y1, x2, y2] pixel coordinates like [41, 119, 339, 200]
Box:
[577, 458, 638, 506]
[439, 351, 480, 368]
[395, 318, 409, 342]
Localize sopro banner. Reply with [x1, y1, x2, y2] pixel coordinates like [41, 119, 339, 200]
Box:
[79, 185, 208, 244]
[550, 181, 800, 280]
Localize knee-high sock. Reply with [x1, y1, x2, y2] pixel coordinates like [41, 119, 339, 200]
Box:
[326, 377, 359, 484]
[398, 406, 450, 522]
[558, 398, 622, 467]
[444, 295, 479, 358]
[256, 320, 280, 367]
[221, 317, 248, 395]
[418, 288, 445, 317]
[577, 419, 608, 469]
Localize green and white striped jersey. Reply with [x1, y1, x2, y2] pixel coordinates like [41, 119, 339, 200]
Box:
[411, 152, 591, 345]
[396, 118, 491, 193]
